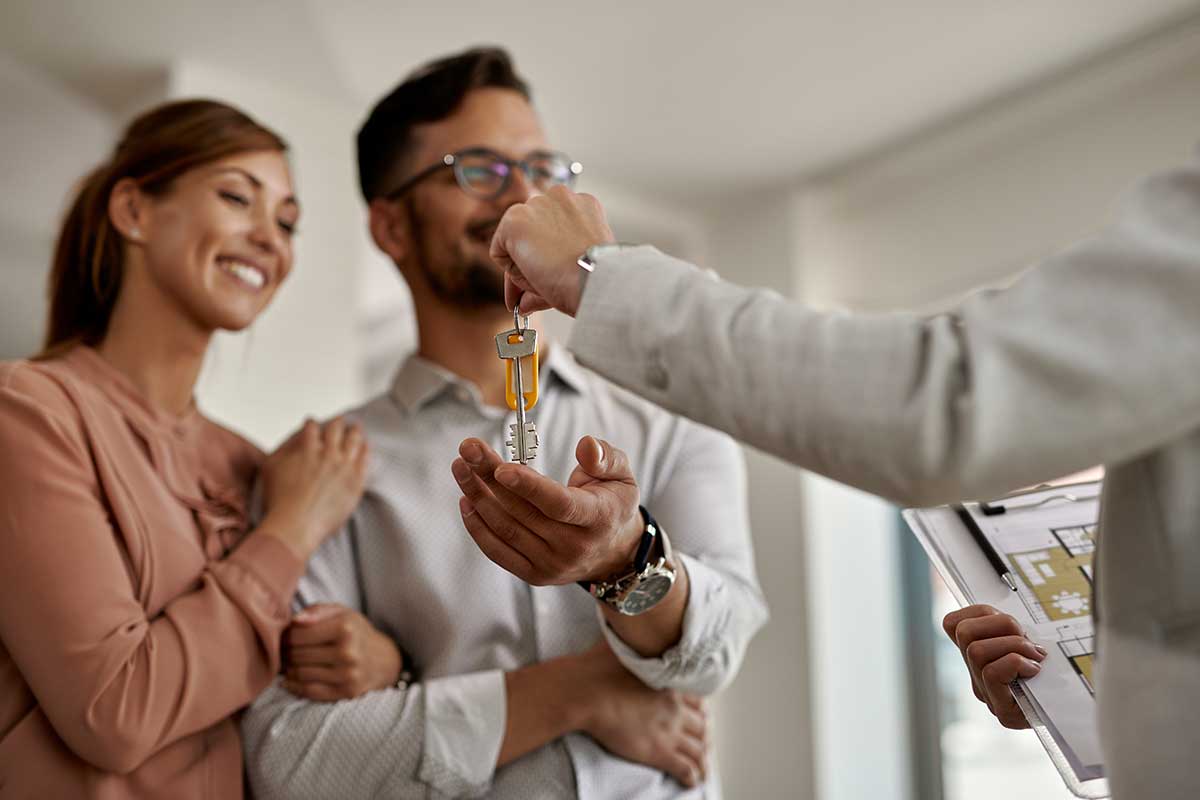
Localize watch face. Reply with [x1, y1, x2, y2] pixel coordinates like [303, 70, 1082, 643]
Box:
[620, 574, 674, 615]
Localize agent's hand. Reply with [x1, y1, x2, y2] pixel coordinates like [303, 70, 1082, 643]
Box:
[281, 603, 403, 701]
[259, 417, 369, 561]
[490, 185, 615, 317]
[942, 604, 1048, 729]
[579, 640, 708, 789]
[451, 435, 643, 585]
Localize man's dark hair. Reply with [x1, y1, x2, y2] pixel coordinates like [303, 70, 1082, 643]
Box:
[356, 46, 531, 201]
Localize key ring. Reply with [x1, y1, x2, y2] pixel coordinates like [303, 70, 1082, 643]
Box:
[514, 306, 529, 335]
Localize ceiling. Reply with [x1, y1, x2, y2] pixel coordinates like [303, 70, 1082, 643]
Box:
[3, 0, 1198, 207]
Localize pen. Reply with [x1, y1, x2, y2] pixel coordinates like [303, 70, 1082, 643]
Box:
[954, 505, 1019, 591]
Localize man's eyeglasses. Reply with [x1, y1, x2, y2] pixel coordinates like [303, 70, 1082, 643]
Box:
[384, 147, 583, 201]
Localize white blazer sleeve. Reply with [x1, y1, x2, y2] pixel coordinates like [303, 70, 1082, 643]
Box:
[568, 157, 1200, 506]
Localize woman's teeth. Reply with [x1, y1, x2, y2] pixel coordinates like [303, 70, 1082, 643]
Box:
[218, 259, 266, 290]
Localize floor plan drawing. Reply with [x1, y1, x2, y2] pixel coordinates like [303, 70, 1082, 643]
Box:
[1004, 523, 1096, 624]
[1057, 630, 1097, 696]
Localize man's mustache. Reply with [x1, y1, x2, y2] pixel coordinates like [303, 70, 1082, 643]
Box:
[467, 218, 502, 240]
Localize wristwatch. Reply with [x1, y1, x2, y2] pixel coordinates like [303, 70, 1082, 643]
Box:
[580, 506, 677, 616]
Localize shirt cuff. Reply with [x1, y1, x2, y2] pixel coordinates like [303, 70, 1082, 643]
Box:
[599, 553, 732, 693]
[419, 669, 507, 797]
[219, 532, 307, 624]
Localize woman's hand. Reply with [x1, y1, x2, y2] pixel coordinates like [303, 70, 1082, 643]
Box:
[576, 641, 709, 789]
[259, 416, 368, 560]
[281, 603, 404, 701]
[942, 604, 1048, 729]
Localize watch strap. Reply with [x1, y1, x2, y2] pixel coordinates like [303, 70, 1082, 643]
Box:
[579, 505, 658, 595]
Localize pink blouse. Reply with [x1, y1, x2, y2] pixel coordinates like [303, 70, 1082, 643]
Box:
[0, 346, 303, 798]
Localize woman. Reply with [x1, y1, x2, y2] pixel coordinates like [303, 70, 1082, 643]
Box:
[0, 99, 367, 797]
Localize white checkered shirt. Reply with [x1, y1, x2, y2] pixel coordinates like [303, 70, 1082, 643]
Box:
[241, 348, 768, 799]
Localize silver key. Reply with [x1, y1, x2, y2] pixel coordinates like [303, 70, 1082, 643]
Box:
[495, 313, 539, 464]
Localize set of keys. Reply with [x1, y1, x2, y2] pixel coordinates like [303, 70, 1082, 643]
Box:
[495, 307, 539, 464]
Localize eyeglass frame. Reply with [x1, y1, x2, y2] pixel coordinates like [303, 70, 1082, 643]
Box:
[382, 147, 583, 201]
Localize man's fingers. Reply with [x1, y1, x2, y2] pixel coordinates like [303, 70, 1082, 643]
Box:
[681, 706, 707, 742]
[459, 440, 552, 531]
[573, 436, 633, 482]
[285, 645, 343, 667]
[282, 679, 348, 703]
[452, 459, 552, 558]
[664, 751, 701, 788]
[286, 664, 345, 685]
[285, 614, 348, 647]
[459, 496, 540, 583]
[493, 463, 597, 525]
[292, 602, 347, 625]
[677, 737, 708, 782]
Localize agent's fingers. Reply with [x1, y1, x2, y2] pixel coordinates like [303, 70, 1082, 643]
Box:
[942, 604, 1002, 642]
[954, 613, 1026, 701]
[980, 653, 1041, 729]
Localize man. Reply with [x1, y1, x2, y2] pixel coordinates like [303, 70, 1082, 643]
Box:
[241, 48, 768, 799]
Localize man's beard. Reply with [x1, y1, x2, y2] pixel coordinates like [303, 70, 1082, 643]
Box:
[424, 257, 505, 308]
[411, 206, 506, 309]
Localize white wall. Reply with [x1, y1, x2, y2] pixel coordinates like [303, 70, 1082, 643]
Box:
[698, 188, 816, 800]
[0, 51, 113, 358]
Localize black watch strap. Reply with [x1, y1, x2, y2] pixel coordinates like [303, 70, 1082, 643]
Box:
[578, 506, 658, 593]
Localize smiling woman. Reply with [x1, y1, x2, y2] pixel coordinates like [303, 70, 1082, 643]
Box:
[0, 100, 369, 798]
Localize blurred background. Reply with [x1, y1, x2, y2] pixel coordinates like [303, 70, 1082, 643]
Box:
[4, 1, 1200, 797]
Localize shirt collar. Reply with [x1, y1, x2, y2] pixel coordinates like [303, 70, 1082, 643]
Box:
[388, 343, 589, 416]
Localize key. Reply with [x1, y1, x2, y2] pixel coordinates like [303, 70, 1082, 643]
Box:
[495, 312, 539, 464]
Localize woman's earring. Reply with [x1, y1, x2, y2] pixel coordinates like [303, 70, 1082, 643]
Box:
[130, 227, 141, 240]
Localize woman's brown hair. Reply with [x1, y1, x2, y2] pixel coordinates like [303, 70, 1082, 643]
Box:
[39, 99, 288, 358]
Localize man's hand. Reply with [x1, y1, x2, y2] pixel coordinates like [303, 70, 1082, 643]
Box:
[942, 605, 1048, 729]
[451, 435, 644, 585]
[282, 603, 404, 702]
[489, 185, 615, 317]
[578, 640, 709, 789]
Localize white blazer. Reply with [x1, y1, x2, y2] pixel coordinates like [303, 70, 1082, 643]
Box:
[565, 157, 1200, 799]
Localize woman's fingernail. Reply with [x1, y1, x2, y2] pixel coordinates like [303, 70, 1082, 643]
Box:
[1033, 644, 1048, 657]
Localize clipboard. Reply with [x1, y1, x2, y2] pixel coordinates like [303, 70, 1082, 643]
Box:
[903, 478, 1110, 799]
